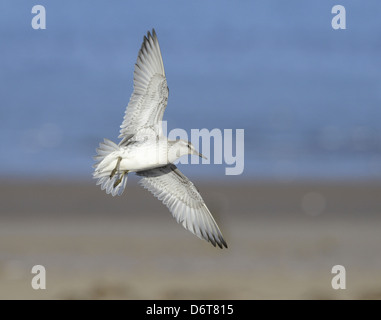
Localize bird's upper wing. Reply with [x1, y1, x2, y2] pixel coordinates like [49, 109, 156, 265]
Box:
[119, 29, 169, 145]
[137, 164, 228, 248]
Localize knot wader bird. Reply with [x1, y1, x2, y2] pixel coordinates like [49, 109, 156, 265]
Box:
[93, 29, 227, 248]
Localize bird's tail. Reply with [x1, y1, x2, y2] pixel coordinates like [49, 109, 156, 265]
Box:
[93, 138, 128, 196]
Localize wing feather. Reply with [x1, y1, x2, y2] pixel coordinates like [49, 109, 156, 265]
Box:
[119, 29, 168, 144]
[137, 164, 228, 248]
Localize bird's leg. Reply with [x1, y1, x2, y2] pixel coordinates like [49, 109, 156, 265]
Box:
[110, 156, 122, 179]
[113, 170, 128, 188]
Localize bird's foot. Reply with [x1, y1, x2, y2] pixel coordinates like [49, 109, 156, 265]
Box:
[113, 171, 127, 188]
[110, 156, 122, 178]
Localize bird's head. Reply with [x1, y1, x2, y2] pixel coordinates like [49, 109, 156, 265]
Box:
[168, 139, 207, 162]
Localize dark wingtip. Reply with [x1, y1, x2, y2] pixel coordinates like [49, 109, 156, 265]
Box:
[208, 234, 228, 249]
[139, 35, 149, 55]
[146, 29, 156, 41]
[220, 236, 228, 249]
[207, 234, 217, 247]
[217, 239, 228, 249]
[142, 35, 149, 50]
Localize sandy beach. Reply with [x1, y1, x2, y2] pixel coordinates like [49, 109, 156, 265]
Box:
[0, 179, 380, 299]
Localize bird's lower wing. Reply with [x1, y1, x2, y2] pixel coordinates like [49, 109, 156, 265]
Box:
[137, 164, 227, 248]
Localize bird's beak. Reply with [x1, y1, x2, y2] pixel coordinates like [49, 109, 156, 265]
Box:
[198, 152, 207, 160]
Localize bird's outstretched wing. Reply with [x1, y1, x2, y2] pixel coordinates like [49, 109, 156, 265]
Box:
[119, 29, 168, 145]
[137, 164, 228, 248]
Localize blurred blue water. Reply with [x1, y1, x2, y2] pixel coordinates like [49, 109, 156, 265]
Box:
[0, 0, 380, 181]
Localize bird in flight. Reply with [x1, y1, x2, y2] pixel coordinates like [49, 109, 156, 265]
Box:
[93, 29, 227, 248]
